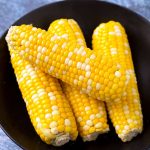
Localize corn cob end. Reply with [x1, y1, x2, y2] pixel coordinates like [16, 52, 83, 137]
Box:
[51, 133, 70, 146]
[119, 128, 143, 142]
[83, 133, 98, 142]
[83, 128, 109, 142]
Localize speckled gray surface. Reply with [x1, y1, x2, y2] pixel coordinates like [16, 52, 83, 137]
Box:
[0, 0, 149, 150]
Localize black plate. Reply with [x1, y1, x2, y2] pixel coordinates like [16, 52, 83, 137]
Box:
[0, 1, 150, 150]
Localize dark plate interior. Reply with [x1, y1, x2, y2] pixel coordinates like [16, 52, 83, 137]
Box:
[0, 1, 150, 150]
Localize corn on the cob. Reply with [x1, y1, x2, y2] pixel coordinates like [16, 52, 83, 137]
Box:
[48, 19, 109, 141]
[9, 48, 78, 146]
[6, 19, 128, 102]
[62, 83, 109, 141]
[92, 21, 143, 142]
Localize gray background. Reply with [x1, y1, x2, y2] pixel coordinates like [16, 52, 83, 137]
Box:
[0, 0, 149, 149]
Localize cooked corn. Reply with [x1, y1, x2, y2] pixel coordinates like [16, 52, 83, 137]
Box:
[48, 19, 109, 141]
[62, 83, 109, 141]
[92, 21, 143, 142]
[9, 48, 78, 146]
[6, 19, 128, 102]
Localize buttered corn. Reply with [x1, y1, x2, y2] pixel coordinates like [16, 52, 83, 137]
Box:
[92, 21, 143, 142]
[49, 19, 109, 141]
[6, 19, 128, 102]
[9, 49, 78, 146]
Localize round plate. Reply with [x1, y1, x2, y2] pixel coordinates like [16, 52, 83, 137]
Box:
[0, 1, 150, 150]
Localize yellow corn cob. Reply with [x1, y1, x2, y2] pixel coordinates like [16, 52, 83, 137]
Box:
[9, 48, 78, 146]
[48, 19, 109, 141]
[92, 21, 143, 142]
[62, 83, 109, 141]
[6, 19, 128, 102]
